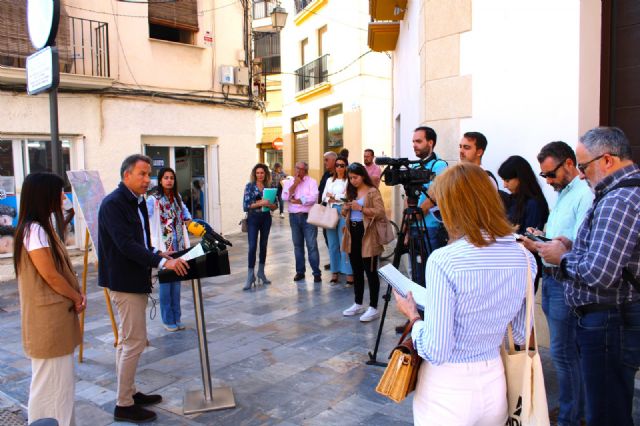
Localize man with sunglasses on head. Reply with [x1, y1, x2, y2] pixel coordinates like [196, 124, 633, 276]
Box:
[537, 127, 640, 426]
[522, 141, 593, 426]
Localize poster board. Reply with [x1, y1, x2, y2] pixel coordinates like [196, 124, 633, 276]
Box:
[66, 170, 105, 249]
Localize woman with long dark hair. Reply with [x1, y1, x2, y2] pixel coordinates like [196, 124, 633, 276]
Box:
[243, 163, 278, 290]
[498, 155, 549, 233]
[341, 163, 386, 322]
[147, 167, 192, 332]
[14, 172, 85, 425]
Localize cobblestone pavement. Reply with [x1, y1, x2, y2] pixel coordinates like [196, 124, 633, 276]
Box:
[0, 217, 637, 425]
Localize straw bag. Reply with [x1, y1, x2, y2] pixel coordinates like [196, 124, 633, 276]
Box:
[376, 317, 422, 403]
[501, 245, 550, 425]
[307, 203, 339, 229]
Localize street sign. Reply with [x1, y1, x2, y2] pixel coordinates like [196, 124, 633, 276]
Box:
[27, 0, 60, 50]
[26, 47, 60, 95]
[272, 137, 283, 150]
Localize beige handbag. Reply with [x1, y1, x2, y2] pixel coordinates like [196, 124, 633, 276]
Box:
[307, 203, 339, 229]
[501, 245, 550, 426]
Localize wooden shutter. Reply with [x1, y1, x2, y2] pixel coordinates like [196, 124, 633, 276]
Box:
[0, 0, 34, 59]
[149, 0, 199, 32]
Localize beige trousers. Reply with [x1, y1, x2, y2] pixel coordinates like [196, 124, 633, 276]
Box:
[110, 290, 148, 407]
[29, 353, 76, 426]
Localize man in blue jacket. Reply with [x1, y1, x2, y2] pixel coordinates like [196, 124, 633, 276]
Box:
[99, 154, 188, 423]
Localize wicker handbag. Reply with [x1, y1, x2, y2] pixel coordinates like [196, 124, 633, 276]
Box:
[375, 317, 422, 403]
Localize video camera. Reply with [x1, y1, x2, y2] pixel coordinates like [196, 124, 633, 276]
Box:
[375, 157, 437, 204]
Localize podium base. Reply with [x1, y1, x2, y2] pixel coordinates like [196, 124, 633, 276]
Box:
[183, 387, 236, 414]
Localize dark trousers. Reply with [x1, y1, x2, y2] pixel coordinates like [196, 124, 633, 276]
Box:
[575, 303, 640, 426]
[348, 221, 380, 308]
[247, 211, 272, 268]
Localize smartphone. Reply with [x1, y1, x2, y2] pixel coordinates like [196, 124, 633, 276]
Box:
[524, 231, 551, 242]
[341, 197, 349, 202]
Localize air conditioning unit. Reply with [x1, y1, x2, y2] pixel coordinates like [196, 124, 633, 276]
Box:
[220, 66, 235, 85]
[234, 66, 250, 86]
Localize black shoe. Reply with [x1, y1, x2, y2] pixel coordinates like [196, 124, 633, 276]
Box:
[324, 264, 330, 270]
[314, 275, 322, 283]
[114, 405, 157, 423]
[133, 391, 162, 406]
[293, 273, 305, 281]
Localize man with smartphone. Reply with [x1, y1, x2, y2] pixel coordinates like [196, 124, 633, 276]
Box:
[522, 141, 593, 426]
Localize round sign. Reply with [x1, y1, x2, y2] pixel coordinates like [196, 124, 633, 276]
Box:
[27, 0, 60, 50]
[272, 137, 283, 150]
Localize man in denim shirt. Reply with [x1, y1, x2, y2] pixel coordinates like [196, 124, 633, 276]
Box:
[539, 127, 640, 426]
[524, 141, 593, 426]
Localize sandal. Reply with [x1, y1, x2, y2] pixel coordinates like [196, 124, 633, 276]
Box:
[330, 274, 339, 284]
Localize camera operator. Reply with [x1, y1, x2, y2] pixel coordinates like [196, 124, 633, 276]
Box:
[410, 126, 448, 273]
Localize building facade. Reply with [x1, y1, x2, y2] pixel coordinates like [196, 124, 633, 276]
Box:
[279, 0, 393, 185]
[0, 0, 260, 255]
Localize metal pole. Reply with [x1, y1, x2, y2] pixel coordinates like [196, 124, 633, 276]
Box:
[49, 88, 62, 175]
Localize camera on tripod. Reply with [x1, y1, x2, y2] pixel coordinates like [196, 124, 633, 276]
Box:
[375, 157, 435, 203]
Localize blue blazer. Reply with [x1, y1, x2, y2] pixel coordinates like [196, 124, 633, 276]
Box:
[98, 182, 163, 293]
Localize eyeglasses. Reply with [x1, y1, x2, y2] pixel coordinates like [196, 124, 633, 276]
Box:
[577, 154, 613, 174]
[539, 160, 565, 179]
[336, 164, 346, 168]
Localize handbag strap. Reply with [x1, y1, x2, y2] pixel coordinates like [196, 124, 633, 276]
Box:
[506, 244, 537, 354]
[397, 316, 421, 345]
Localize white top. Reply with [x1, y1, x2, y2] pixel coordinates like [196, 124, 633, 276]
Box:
[321, 177, 348, 206]
[24, 223, 50, 252]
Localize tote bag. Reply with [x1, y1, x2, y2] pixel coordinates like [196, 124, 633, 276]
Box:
[307, 203, 339, 229]
[501, 245, 550, 426]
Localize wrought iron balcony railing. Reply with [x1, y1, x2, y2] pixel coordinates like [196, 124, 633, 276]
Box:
[295, 54, 328, 92]
[254, 32, 280, 58]
[253, 0, 278, 20]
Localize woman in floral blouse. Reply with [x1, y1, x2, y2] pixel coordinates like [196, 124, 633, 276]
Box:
[147, 167, 192, 332]
[243, 163, 278, 290]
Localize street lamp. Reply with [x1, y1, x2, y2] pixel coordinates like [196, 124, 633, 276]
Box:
[270, 5, 287, 32]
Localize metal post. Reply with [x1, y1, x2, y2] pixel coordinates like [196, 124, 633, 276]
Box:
[49, 88, 62, 176]
[183, 278, 235, 414]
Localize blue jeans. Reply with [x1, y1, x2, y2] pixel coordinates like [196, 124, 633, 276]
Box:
[247, 211, 272, 268]
[289, 212, 321, 276]
[575, 302, 640, 426]
[541, 275, 583, 426]
[326, 205, 352, 275]
[159, 282, 181, 326]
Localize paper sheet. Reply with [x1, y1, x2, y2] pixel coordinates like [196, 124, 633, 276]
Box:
[378, 264, 427, 310]
[179, 244, 204, 261]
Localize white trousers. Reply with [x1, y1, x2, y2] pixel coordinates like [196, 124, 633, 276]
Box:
[413, 356, 507, 426]
[29, 353, 76, 426]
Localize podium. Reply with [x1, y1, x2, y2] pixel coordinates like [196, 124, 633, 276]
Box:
[158, 246, 235, 414]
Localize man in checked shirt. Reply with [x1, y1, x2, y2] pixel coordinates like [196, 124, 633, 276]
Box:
[539, 126, 640, 426]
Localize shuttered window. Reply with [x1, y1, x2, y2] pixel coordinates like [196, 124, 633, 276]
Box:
[149, 0, 199, 32]
[293, 115, 309, 164]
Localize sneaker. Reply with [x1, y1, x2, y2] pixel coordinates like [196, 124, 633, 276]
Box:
[163, 324, 179, 332]
[133, 391, 162, 406]
[176, 322, 186, 330]
[280, 213, 285, 218]
[114, 404, 157, 423]
[359, 307, 381, 322]
[343, 303, 366, 316]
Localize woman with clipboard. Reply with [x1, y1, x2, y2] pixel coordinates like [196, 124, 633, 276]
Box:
[242, 163, 278, 290]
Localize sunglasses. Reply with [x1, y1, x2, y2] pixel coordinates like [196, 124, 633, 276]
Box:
[539, 160, 565, 179]
[336, 164, 346, 168]
[577, 153, 616, 174]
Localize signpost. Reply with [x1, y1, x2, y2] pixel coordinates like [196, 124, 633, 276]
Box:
[26, 0, 62, 176]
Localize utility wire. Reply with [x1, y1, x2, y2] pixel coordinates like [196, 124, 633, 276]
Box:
[64, 0, 240, 18]
[110, 0, 141, 88]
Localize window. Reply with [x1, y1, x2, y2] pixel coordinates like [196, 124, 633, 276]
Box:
[148, 0, 199, 45]
[324, 105, 343, 149]
[301, 38, 308, 65]
[292, 115, 309, 164]
[318, 25, 328, 57]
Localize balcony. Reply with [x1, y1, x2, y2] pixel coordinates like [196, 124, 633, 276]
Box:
[294, 0, 313, 14]
[367, 21, 400, 52]
[253, 0, 277, 20]
[0, 15, 111, 87]
[293, 0, 327, 25]
[369, 0, 407, 21]
[295, 55, 329, 93]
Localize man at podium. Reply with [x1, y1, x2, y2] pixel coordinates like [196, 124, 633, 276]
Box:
[98, 154, 189, 423]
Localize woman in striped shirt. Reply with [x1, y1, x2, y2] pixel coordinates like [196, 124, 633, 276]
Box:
[394, 163, 536, 426]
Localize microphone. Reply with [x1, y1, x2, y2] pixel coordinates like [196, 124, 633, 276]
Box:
[187, 220, 233, 247]
[187, 221, 207, 237]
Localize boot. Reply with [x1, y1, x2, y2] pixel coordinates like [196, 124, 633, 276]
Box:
[243, 268, 256, 291]
[257, 263, 271, 285]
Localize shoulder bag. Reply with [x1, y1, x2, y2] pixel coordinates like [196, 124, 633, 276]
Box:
[239, 213, 248, 233]
[376, 217, 395, 245]
[307, 203, 339, 229]
[375, 317, 422, 403]
[501, 244, 550, 425]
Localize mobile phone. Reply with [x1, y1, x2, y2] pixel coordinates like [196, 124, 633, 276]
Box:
[341, 197, 349, 202]
[524, 231, 551, 242]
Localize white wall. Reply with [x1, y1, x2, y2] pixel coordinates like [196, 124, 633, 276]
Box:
[459, 0, 582, 204]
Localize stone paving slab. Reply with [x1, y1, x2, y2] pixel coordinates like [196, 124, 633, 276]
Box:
[0, 217, 638, 425]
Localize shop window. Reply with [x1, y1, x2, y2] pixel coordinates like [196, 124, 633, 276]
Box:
[324, 104, 343, 149]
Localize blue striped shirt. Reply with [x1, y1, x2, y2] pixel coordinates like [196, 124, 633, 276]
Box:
[411, 235, 536, 365]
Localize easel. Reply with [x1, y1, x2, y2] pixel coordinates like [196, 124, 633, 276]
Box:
[78, 228, 119, 362]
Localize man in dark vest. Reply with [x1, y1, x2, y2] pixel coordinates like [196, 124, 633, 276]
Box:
[99, 154, 188, 423]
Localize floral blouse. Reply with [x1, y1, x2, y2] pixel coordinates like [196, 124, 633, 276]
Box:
[147, 193, 191, 251]
[243, 182, 266, 213]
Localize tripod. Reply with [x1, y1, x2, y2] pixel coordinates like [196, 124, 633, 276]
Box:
[367, 186, 432, 366]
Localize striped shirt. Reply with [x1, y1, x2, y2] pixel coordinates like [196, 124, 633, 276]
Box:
[561, 164, 640, 307]
[411, 235, 536, 365]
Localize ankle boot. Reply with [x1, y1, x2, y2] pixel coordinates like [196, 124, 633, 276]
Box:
[257, 263, 271, 285]
[243, 268, 256, 290]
